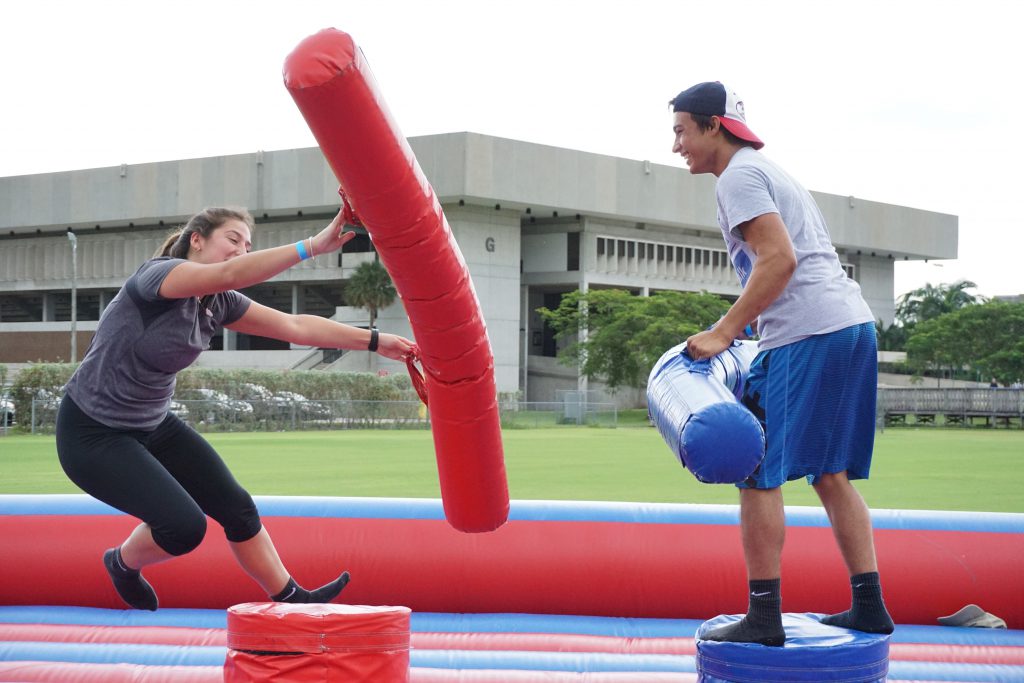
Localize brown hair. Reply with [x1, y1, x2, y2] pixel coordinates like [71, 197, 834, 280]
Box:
[155, 207, 255, 258]
[689, 113, 754, 149]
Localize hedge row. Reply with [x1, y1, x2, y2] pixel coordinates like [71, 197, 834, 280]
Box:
[7, 363, 419, 429]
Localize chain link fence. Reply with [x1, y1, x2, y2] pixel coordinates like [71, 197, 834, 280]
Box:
[23, 397, 619, 434]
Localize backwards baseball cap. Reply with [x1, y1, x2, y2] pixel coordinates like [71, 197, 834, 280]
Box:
[670, 82, 764, 150]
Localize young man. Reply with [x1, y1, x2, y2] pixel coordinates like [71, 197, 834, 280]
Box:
[670, 81, 894, 646]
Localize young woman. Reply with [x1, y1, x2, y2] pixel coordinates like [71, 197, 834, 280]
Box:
[56, 207, 417, 610]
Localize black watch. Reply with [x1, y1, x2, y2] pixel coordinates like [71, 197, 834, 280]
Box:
[368, 327, 379, 352]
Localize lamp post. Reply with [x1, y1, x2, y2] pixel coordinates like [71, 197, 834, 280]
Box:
[67, 231, 77, 363]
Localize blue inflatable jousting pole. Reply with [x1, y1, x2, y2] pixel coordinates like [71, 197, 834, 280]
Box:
[647, 340, 765, 484]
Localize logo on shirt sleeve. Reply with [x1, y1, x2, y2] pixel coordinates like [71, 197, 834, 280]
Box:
[729, 245, 753, 287]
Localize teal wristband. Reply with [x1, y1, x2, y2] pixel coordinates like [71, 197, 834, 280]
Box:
[295, 240, 310, 260]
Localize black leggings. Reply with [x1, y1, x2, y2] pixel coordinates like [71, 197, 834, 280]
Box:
[56, 395, 262, 556]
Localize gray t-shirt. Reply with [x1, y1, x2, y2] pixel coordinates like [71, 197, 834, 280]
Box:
[64, 257, 251, 430]
[716, 147, 873, 350]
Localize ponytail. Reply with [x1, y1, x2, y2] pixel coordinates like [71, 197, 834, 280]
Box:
[154, 230, 190, 258]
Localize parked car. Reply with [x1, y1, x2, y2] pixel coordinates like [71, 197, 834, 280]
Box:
[237, 383, 292, 422]
[1, 397, 14, 426]
[236, 384, 331, 422]
[275, 391, 332, 419]
[24, 389, 62, 430]
[178, 388, 252, 424]
[169, 400, 190, 421]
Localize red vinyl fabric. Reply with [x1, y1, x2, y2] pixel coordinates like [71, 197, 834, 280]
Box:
[3, 512, 1022, 628]
[282, 28, 508, 533]
[224, 602, 410, 682]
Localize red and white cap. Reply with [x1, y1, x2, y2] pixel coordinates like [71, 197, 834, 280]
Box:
[670, 82, 764, 150]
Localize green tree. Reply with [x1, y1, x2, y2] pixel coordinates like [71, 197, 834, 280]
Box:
[904, 311, 970, 386]
[896, 279, 984, 328]
[906, 300, 1024, 386]
[537, 289, 730, 390]
[874, 319, 908, 351]
[345, 260, 396, 328]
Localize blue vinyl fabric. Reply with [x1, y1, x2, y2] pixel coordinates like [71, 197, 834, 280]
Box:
[4, 494, 1024, 533]
[4, 495, 1024, 533]
[696, 612, 889, 682]
[647, 340, 765, 483]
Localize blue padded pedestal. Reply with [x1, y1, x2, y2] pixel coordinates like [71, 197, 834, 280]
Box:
[696, 613, 889, 682]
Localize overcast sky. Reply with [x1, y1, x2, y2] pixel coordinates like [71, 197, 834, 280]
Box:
[2, 0, 1019, 299]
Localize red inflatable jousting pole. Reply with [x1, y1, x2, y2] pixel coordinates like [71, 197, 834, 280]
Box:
[283, 28, 508, 532]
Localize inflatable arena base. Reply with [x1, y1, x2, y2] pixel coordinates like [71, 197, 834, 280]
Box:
[1, 495, 1022, 681]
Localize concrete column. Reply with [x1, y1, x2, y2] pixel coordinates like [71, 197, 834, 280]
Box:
[42, 293, 55, 322]
[99, 290, 114, 315]
[289, 284, 306, 351]
[223, 328, 237, 351]
[520, 284, 529, 401]
[577, 277, 589, 400]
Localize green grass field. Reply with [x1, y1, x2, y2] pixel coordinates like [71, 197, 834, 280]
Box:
[1, 427, 1022, 512]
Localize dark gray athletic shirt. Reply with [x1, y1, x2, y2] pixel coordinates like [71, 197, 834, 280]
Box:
[64, 257, 251, 430]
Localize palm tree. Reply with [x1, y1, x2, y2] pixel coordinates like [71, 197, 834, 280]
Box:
[875, 319, 908, 351]
[345, 260, 396, 329]
[895, 279, 984, 328]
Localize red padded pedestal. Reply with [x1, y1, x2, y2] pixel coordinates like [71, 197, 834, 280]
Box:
[224, 602, 410, 682]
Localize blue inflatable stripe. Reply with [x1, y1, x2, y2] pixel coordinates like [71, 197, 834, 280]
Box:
[888, 660, 1024, 682]
[411, 649, 694, 672]
[889, 623, 1024, 647]
[0, 494, 123, 516]
[0, 641, 224, 666]
[410, 612, 703, 638]
[0, 606, 228, 629]
[1, 494, 1022, 533]
[3, 607, 1023, 647]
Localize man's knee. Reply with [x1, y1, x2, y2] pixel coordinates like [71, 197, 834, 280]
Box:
[813, 471, 856, 508]
[814, 471, 849, 489]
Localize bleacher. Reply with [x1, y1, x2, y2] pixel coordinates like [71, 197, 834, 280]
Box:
[878, 387, 1024, 428]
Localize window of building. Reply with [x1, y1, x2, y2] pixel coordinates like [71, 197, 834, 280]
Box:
[336, 231, 374, 267]
[593, 235, 729, 277]
[567, 232, 580, 271]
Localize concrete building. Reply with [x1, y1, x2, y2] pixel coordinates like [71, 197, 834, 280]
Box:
[0, 133, 958, 403]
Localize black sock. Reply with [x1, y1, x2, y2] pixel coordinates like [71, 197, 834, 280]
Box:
[103, 547, 158, 611]
[820, 571, 895, 634]
[702, 578, 785, 647]
[271, 571, 351, 604]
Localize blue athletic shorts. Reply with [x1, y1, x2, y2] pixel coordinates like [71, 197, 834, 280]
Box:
[739, 322, 877, 489]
